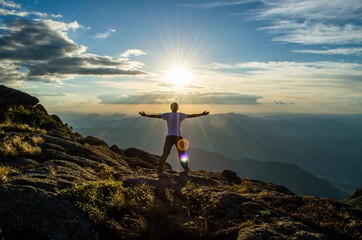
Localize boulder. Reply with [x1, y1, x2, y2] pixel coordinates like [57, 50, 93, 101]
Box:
[35, 104, 48, 114]
[79, 136, 109, 148]
[0, 85, 39, 108]
[0, 112, 12, 123]
[222, 169, 242, 184]
[110, 144, 125, 156]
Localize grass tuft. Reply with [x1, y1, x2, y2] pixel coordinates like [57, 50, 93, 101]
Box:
[0, 165, 19, 182]
[0, 134, 44, 157]
[0, 123, 46, 134]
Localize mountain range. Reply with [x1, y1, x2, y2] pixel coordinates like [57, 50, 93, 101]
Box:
[58, 111, 362, 196]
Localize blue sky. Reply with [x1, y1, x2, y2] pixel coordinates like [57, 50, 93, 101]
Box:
[1, 0, 362, 114]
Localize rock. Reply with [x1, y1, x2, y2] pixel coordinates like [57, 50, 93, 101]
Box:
[237, 220, 326, 240]
[40, 121, 57, 131]
[345, 186, 362, 209]
[0, 112, 12, 123]
[125, 147, 172, 170]
[222, 169, 242, 184]
[1, 85, 362, 240]
[35, 104, 48, 114]
[110, 144, 125, 156]
[79, 136, 109, 148]
[0, 185, 98, 240]
[51, 114, 63, 123]
[0, 85, 39, 108]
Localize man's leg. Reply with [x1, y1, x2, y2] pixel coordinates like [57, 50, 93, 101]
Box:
[158, 136, 173, 172]
[176, 137, 190, 171]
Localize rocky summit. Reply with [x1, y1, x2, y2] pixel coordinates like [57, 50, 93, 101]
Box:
[0, 85, 362, 240]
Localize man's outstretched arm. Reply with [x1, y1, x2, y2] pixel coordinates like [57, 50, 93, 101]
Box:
[139, 111, 161, 118]
[187, 111, 209, 118]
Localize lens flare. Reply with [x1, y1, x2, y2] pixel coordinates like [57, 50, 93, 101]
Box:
[177, 138, 190, 151]
[180, 154, 189, 163]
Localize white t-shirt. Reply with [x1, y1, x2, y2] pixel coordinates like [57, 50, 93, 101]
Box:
[161, 112, 188, 136]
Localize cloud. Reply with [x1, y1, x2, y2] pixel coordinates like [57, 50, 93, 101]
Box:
[253, 0, 362, 45]
[292, 47, 362, 56]
[0, 8, 27, 16]
[0, 19, 85, 61]
[253, 0, 362, 21]
[264, 22, 362, 45]
[25, 54, 146, 80]
[0, 0, 20, 8]
[97, 92, 262, 104]
[30, 92, 66, 97]
[32, 12, 63, 18]
[179, 0, 257, 9]
[0, 19, 146, 83]
[183, 0, 362, 47]
[274, 100, 294, 105]
[121, 49, 146, 58]
[94, 28, 117, 39]
[211, 61, 362, 81]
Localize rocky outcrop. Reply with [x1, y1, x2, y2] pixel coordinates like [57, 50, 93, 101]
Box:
[0, 84, 39, 108]
[346, 186, 362, 209]
[1, 86, 362, 240]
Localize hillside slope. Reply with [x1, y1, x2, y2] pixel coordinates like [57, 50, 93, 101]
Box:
[1, 85, 362, 240]
[177, 148, 345, 199]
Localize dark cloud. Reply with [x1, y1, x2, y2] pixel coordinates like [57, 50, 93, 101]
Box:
[0, 19, 84, 61]
[274, 100, 294, 105]
[25, 55, 145, 77]
[0, 19, 146, 83]
[97, 92, 262, 104]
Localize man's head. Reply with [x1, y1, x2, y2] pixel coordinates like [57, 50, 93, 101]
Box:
[170, 102, 179, 112]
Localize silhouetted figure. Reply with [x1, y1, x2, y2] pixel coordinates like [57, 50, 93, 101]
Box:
[139, 102, 209, 173]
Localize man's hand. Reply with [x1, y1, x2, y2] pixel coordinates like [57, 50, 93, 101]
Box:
[202, 111, 209, 116]
[139, 111, 147, 117]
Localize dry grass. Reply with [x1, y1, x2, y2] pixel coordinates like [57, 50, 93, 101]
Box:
[0, 134, 44, 157]
[0, 123, 46, 134]
[0, 165, 19, 182]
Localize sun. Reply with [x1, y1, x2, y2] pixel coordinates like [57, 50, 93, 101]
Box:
[164, 67, 193, 87]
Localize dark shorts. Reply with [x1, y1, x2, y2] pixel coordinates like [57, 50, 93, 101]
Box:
[159, 135, 189, 170]
[161, 135, 185, 158]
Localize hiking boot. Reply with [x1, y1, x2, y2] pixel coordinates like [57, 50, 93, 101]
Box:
[181, 167, 190, 174]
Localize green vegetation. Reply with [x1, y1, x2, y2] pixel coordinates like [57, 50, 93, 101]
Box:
[7, 105, 72, 135]
[57, 181, 154, 221]
[0, 134, 44, 157]
[57, 179, 224, 238]
[181, 181, 219, 237]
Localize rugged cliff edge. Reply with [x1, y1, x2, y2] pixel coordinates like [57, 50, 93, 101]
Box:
[1, 85, 362, 240]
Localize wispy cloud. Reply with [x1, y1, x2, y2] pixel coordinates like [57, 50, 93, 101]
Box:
[98, 91, 262, 104]
[121, 49, 146, 58]
[179, 0, 257, 9]
[253, 0, 362, 45]
[211, 61, 362, 81]
[94, 28, 117, 39]
[0, 8, 27, 16]
[183, 0, 362, 47]
[262, 22, 362, 45]
[0, 0, 20, 9]
[292, 47, 362, 56]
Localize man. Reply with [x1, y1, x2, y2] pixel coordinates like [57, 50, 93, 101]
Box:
[139, 102, 209, 173]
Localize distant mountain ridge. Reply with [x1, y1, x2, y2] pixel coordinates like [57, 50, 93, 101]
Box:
[177, 148, 346, 199]
[59, 112, 362, 193]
